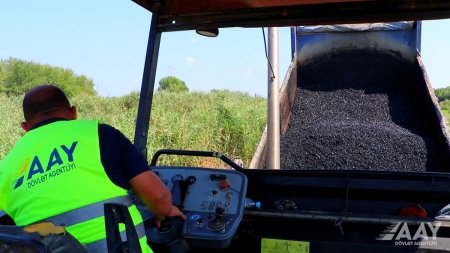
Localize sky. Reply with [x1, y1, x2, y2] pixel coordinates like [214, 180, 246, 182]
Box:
[0, 0, 449, 97]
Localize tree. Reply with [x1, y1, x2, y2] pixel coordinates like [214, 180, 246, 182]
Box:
[435, 86, 450, 102]
[158, 76, 189, 93]
[0, 58, 96, 97]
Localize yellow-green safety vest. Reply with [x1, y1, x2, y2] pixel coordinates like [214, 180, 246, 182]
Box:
[0, 120, 151, 252]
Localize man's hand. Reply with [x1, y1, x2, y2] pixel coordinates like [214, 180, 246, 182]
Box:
[129, 171, 186, 227]
[154, 205, 186, 228]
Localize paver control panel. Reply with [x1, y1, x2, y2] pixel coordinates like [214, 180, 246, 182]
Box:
[140, 166, 248, 249]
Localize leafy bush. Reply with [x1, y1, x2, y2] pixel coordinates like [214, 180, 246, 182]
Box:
[0, 58, 95, 97]
[158, 76, 189, 93]
[435, 87, 450, 102]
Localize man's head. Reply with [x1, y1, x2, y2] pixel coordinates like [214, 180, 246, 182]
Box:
[21, 84, 77, 131]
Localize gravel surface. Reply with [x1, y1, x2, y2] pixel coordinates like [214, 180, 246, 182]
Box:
[280, 49, 446, 171]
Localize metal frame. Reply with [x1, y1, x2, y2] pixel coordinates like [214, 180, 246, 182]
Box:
[417, 21, 423, 53]
[133, 12, 162, 159]
[266, 28, 280, 169]
[134, 1, 450, 32]
[149, 149, 245, 171]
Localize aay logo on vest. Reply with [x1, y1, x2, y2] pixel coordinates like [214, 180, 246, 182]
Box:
[12, 141, 78, 190]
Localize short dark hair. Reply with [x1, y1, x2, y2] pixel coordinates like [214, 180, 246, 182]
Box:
[23, 85, 71, 121]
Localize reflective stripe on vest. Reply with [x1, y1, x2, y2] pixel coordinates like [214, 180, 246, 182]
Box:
[42, 192, 147, 252]
[43, 196, 131, 227]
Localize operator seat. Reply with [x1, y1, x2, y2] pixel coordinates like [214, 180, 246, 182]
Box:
[0, 224, 87, 253]
[0, 203, 142, 253]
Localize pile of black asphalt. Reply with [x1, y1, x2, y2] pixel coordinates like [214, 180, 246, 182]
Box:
[280, 49, 446, 172]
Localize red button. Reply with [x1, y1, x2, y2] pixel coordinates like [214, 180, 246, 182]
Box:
[219, 180, 229, 190]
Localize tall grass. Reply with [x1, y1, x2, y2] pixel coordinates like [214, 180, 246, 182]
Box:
[0, 91, 266, 168]
[442, 110, 450, 126]
[0, 95, 23, 156]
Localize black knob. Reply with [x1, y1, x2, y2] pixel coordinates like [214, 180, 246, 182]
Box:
[215, 207, 225, 224]
[216, 207, 225, 216]
[208, 209, 226, 231]
[158, 219, 172, 233]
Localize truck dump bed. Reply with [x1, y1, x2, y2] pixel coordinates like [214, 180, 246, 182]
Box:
[251, 22, 450, 172]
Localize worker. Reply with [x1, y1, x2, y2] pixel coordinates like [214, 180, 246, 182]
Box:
[0, 84, 185, 252]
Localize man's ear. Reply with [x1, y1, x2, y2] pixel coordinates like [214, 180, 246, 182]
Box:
[69, 106, 78, 120]
[21, 121, 31, 132]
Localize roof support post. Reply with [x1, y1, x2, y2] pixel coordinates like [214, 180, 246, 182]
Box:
[416, 21, 422, 53]
[267, 27, 280, 169]
[134, 12, 162, 160]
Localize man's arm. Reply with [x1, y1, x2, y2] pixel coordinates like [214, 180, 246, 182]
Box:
[129, 171, 186, 227]
[98, 123, 185, 226]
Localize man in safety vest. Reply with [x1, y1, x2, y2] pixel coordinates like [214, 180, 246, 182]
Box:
[0, 84, 185, 252]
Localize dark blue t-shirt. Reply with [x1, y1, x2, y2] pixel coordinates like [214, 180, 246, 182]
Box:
[32, 119, 149, 189]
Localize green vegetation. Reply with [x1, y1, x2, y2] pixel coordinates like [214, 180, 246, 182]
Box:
[0, 58, 95, 97]
[435, 86, 450, 102]
[0, 60, 265, 167]
[436, 87, 450, 126]
[158, 76, 189, 93]
[0, 91, 266, 168]
[442, 110, 450, 126]
[440, 100, 450, 126]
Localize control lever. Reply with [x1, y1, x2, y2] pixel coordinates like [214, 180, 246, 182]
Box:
[216, 207, 225, 219]
[171, 175, 183, 207]
[158, 217, 185, 233]
[148, 216, 188, 253]
[161, 217, 189, 253]
[208, 207, 226, 231]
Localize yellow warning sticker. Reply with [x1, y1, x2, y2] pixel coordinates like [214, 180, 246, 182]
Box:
[261, 238, 310, 253]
